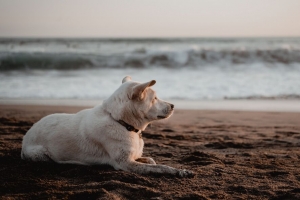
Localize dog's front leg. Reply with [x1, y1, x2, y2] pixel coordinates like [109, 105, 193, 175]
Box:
[117, 160, 193, 177]
[107, 144, 193, 177]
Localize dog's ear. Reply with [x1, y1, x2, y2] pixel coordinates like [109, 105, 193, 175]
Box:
[122, 76, 132, 84]
[131, 80, 156, 100]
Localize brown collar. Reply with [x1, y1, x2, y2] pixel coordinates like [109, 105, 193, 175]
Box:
[117, 120, 140, 133]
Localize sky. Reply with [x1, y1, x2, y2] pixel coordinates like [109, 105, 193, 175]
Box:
[0, 0, 300, 38]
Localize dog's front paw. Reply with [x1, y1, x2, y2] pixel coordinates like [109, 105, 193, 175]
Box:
[177, 169, 194, 178]
[136, 157, 156, 165]
[146, 157, 156, 165]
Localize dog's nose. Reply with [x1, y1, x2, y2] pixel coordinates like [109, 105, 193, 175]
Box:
[170, 104, 174, 109]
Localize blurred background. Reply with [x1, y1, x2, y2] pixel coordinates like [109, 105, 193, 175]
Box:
[0, 0, 300, 102]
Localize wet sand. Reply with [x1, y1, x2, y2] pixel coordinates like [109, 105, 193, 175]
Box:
[1, 105, 300, 199]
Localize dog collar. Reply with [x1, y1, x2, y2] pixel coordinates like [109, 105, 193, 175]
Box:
[117, 120, 140, 133]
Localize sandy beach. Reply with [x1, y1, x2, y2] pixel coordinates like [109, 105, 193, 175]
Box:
[1, 104, 300, 199]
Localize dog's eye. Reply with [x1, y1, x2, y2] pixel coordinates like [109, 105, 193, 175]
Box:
[154, 97, 157, 100]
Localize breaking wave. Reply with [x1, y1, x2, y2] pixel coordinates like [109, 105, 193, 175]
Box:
[1, 48, 300, 70]
[1, 37, 300, 70]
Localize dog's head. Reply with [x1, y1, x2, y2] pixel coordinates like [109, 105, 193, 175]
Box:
[103, 76, 174, 130]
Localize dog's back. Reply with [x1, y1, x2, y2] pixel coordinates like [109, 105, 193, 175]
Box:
[22, 109, 90, 162]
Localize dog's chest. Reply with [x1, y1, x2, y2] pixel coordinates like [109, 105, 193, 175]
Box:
[131, 133, 144, 159]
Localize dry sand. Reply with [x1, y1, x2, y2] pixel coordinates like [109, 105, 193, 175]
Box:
[1, 105, 300, 199]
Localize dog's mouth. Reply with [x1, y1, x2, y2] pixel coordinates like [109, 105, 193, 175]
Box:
[157, 111, 173, 119]
[157, 106, 174, 120]
[157, 115, 167, 119]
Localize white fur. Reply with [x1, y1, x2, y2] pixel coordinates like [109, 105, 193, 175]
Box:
[21, 76, 193, 177]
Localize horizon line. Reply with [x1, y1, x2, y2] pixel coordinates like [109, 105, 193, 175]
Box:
[1, 36, 300, 39]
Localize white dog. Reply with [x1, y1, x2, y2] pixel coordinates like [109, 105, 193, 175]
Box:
[21, 76, 193, 177]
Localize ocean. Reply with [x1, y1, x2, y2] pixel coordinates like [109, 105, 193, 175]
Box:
[1, 37, 300, 100]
